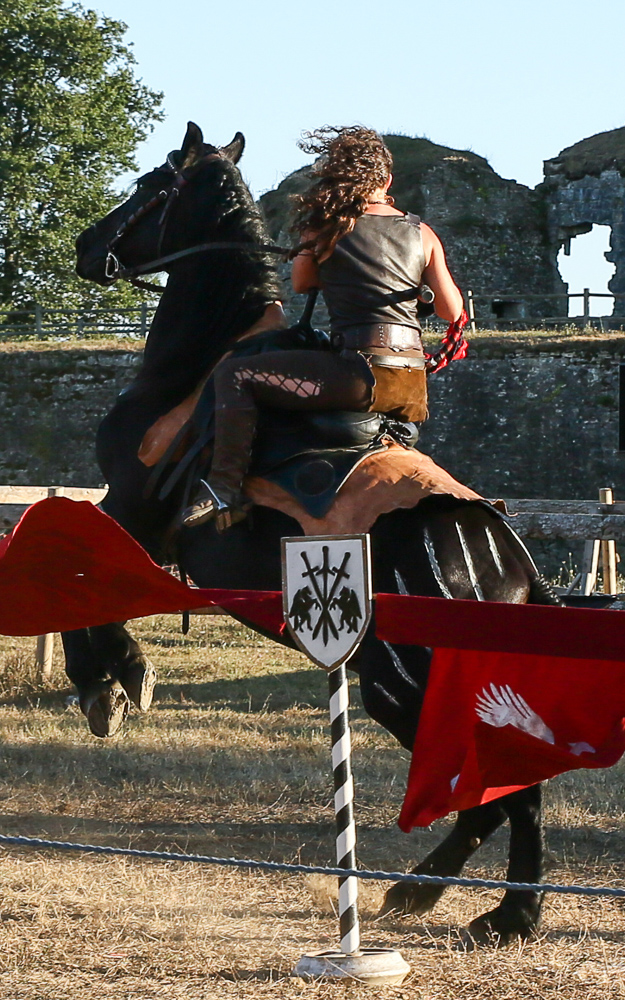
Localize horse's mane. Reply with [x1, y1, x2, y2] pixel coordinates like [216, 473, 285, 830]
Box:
[208, 158, 280, 296]
[132, 157, 283, 404]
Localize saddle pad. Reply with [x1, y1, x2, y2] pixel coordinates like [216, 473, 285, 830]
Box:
[245, 442, 481, 535]
[138, 302, 288, 467]
[138, 383, 204, 467]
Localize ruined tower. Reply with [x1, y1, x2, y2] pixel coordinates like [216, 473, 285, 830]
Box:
[540, 127, 625, 318]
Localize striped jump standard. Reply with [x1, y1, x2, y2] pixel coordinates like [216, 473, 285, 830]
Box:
[329, 661, 360, 954]
[282, 534, 410, 986]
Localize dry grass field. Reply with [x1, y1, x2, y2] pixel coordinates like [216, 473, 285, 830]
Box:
[1, 326, 624, 354]
[0, 615, 623, 999]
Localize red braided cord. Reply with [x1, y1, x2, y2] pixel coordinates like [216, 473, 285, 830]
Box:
[425, 309, 469, 375]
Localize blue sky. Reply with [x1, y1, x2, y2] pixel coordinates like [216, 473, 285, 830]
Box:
[92, 0, 625, 304]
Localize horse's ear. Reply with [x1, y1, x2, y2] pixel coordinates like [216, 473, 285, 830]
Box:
[180, 121, 205, 169]
[220, 132, 245, 164]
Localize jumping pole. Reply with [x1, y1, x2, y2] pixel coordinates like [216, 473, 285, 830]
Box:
[328, 661, 360, 954]
[283, 534, 410, 987]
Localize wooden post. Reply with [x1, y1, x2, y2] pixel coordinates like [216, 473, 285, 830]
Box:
[140, 302, 149, 338]
[467, 289, 477, 336]
[599, 488, 618, 594]
[580, 539, 601, 596]
[35, 634, 54, 680]
[35, 303, 43, 339]
[583, 288, 591, 325]
[35, 487, 59, 679]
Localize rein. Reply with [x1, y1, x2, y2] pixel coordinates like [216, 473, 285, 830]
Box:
[104, 160, 291, 295]
[116, 239, 291, 283]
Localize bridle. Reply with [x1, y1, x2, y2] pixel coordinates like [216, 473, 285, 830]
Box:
[104, 153, 290, 294]
[102, 155, 463, 374]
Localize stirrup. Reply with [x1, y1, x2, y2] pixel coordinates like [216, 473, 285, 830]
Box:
[182, 479, 250, 532]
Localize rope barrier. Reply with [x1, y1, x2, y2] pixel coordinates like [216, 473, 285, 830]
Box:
[0, 832, 623, 900]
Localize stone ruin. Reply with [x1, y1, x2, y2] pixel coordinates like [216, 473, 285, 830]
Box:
[259, 127, 625, 325]
[541, 127, 625, 319]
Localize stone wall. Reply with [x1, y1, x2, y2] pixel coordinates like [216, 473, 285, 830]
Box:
[1, 340, 624, 498]
[3, 340, 625, 576]
[422, 342, 625, 499]
[0, 348, 140, 487]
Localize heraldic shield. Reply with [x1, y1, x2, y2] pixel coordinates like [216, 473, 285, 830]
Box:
[282, 535, 372, 670]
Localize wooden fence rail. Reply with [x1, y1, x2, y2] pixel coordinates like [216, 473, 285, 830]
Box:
[1, 289, 625, 339]
[0, 303, 155, 339]
[466, 288, 625, 332]
[0, 486, 107, 533]
[0, 486, 621, 676]
[4, 487, 625, 541]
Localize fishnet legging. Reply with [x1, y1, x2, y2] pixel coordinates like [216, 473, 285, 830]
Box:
[213, 349, 373, 413]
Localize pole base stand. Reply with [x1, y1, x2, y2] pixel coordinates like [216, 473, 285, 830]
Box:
[293, 948, 410, 986]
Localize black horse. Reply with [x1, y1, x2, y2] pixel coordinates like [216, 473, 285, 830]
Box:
[67, 121, 560, 946]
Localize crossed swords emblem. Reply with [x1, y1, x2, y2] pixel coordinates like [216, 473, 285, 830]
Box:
[299, 545, 352, 646]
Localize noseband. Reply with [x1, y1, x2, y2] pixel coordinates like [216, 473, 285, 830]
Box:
[104, 156, 289, 294]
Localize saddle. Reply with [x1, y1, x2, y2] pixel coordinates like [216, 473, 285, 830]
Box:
[140, 323, 421, 519]
[250, 408, 419, 518]
[139, 318, 482, 535]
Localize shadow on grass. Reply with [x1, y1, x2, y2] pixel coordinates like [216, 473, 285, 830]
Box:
[0, 667, 350, 715]
[540, 926, 625, 945]
[153, 668, 337, 713]
[382, 918, 625, 948]
[0, 810, 342, 867]
[0, 687, 74, 710]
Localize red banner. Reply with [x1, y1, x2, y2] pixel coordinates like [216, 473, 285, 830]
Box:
[3, 497, 625, 824]
[374, 591, 625, 662]
[0, 498, 283, 637]
[397, 647, 625, 829]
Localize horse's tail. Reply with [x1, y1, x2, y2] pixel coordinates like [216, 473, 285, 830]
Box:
[527, 573, 564, 606]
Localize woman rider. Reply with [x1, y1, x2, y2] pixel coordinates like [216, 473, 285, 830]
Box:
[182, 126, 464, 531]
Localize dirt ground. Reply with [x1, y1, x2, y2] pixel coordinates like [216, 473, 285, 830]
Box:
[0, 616, 623, 999]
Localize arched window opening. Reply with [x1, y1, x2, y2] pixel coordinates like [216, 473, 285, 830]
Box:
[557, 225, 615, 317]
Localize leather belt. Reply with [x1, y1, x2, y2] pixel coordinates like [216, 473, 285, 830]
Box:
[365, 353, 426, 369]
[331, 323, 422, 353]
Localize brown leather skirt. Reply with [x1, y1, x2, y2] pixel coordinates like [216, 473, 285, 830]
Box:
[368, 364, 428, 423]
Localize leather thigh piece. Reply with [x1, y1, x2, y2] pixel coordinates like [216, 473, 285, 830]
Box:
[369, 365, 428, 423]
[212, 349, 373, 413]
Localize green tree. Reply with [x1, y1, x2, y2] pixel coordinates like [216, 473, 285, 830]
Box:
[0, 0, 163, 315]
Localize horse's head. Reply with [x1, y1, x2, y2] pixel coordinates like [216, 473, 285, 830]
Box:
[75, 122, 247, 286]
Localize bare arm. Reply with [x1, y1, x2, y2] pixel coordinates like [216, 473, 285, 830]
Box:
[421, 223, 464, 323]
[291, 231, 321, 293]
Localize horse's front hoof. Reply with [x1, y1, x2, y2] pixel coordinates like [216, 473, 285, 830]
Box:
[461, 904, 539, 950]
[80, 681, 130, 738]
[119, 657, 157, 712]
[379, 879, 446, 918]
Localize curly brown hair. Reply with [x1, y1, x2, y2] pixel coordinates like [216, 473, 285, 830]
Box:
[291, 126, 393, 260]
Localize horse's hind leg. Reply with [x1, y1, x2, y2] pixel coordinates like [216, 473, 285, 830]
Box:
[380, 799, 507, 917]
[381, 786, 543, 947]
[357, 637, 508, 919]
[61, 623, 156, 738]
[463, 784, 543, 948]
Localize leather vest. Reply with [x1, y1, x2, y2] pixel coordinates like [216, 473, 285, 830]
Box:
[318, 213, 426, 334]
